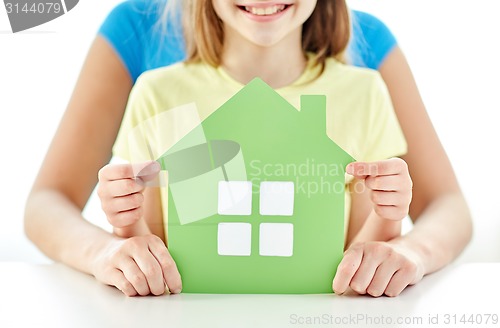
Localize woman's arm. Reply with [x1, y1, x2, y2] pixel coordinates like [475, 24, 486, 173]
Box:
[24, 36, 132, 272]
[24, 36, 181, 295]
[379, 46, 473, 273]
[333, 46, 472, 297]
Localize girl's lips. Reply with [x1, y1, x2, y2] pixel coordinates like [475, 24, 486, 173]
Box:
[237, 4, 292, 21]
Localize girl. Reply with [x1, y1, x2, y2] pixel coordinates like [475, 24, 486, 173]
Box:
[25, 0, 471, 298]
[97, 0, 413, 296]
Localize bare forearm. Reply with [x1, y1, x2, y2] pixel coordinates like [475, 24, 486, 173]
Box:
[390, 192, 472, 275]
[114, 220, 151, 238]
[349, 209, 401, 247]
[24, 189, 114, 275]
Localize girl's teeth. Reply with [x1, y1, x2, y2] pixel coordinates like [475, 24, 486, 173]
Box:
[244, 5, 286, 16]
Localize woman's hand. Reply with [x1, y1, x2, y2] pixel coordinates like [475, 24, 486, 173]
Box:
[334, 158, 418, 297]
[92, 234, 182, 296]
[347, 158, 412, 221]
[332, 241, 424, 297]
[97, 161, 160, 229]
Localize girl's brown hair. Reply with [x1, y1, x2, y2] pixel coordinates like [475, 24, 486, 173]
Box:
[171, 1, 351, 69]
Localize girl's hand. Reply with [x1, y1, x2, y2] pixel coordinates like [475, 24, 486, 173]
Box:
[93, 235, 182, 296]
[347, 158, 412, 221]
[332, 241, 424, 297]
[97, 161, 160, 229]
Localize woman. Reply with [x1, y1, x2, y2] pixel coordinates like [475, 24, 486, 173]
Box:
[24, 0, 472, 297]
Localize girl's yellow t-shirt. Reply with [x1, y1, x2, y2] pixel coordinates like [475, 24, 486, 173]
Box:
[114, 56, 407, 237]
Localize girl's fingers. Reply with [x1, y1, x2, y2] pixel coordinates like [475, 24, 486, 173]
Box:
[365, 175, 409, 192]
[102, 179, 145, 198]
[103, 192, 144, 214]
[346, 158, 408, 179]
[98, 161, 159, 181]
[109, 207, 144, 228]
[135, 161, 161, 182]
[373, 204, 408, 221]
[100, 192, 144, 227]
[98, 163, 137, 181]
[370, 190, 400, 206]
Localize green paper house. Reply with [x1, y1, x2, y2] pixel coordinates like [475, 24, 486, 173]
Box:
[158, 78, 355, 294]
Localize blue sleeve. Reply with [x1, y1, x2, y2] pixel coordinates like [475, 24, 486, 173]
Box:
[98, 0, 185, 83]
[349, 10, 398, 69]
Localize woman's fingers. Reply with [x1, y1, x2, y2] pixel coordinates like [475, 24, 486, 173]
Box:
[119, 256, 151, 296]
[148, 236, 183, 294]
[349, 256, 382, 294]
[366, 255, 401, 297]
[94, 236, 182, 297]
[105, 268, 138, 297]
[112, 236, 181, 296]
[131, 247, 167, 296]
[333, 242, 424, 298]
[332, 244, 363, 295]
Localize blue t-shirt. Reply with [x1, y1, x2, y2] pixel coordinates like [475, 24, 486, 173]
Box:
[98, 0, 397, 83]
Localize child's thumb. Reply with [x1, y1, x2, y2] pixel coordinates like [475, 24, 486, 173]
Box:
[136, 161, 161, 181]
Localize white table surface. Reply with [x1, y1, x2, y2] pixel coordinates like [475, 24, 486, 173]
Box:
[0, 262, 499, 328]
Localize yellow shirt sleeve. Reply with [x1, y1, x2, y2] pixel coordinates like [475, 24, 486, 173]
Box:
[113, 74, 157, 163]
[361, 73, 407, 162]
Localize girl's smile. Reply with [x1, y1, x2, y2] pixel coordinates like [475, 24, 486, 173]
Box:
[213, 0, 314, 87]
[237, 3, 292, 22]
[214, 1, 316, 47]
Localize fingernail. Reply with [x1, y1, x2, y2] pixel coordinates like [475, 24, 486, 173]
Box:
[138, 161, 160, 176]
[346, 164, 354, 175]
[171, 288, 181, 294]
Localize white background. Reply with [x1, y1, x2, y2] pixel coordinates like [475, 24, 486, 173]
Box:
[0, 0, 499, 264]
